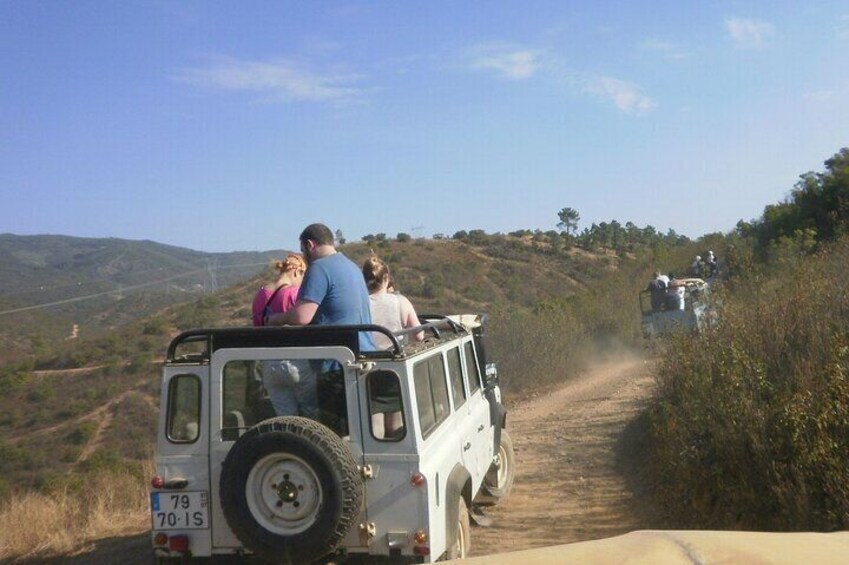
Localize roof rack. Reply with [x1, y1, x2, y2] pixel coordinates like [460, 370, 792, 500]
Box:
[166, 314, 471, 364]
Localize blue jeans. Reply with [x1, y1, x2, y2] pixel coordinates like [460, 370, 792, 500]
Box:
[262, 359, 318, 418]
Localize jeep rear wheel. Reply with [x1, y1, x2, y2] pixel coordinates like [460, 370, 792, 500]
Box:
[445, 496, 471, 560]
[220, 416, 363, 564]
[481, 429, 515, 503]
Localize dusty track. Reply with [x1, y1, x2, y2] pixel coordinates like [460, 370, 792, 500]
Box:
[471, 355, 660, 556]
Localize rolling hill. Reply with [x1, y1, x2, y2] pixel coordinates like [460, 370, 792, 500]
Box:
[0, 234, 288, 361]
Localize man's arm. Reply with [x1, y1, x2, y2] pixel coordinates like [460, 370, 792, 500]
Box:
[267, 299, 318, 326]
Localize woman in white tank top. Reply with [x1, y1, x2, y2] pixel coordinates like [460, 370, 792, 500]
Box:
[362, 256, 424, 437]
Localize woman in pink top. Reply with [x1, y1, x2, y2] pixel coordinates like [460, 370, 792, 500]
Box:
[251, 254, 317, 417]
[251, 254, 306, 327]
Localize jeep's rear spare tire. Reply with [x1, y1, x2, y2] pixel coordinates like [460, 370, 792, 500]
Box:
[220, 416, 363, 564]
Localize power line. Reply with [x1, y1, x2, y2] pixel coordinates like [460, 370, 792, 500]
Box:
[0, 259, 275, 296]
[0, 260, 274, 317]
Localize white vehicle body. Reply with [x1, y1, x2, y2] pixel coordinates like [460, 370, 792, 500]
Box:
[640, 278, 711, 338]
[151, 314, 513, 563]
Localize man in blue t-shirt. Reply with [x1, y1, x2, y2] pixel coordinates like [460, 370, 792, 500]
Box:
[272, 223, 375, 351]
[269, 223, 374, 434]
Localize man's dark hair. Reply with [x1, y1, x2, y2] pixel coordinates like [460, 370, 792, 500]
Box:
[300, 223, 335, 246]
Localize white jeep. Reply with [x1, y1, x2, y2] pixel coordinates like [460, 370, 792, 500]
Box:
[150, 314, 514, 563]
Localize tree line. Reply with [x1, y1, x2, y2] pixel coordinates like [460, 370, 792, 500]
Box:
[736, 147, 849, 259]
[360, 214, 690, 255]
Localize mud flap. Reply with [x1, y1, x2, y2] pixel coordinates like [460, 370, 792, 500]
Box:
[485, 387, 506, 457]
[469, 503, 493, 527]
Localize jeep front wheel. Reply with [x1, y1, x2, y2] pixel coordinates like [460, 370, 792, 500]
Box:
[481, 429, 515, 503]
[219, 416, 363, 564]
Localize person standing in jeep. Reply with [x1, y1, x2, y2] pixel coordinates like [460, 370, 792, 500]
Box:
[269, 223, 375, 349]
[268, 223, 376, 433]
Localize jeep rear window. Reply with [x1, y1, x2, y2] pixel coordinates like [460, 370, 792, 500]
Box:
[413, 355, 450, 439]
[464, 342, 481, 394]
[221, 358, 344, 440]
[447, 347, 467, 410]
[222, 360, 276, 440]
[166, 374, 200, 443]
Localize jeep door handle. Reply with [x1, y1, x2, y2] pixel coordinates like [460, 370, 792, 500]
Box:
[464, 442, 471, 451]
[478, 425, 484, 432]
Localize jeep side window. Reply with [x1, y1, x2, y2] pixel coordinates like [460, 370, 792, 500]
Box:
[446, 346, 467, 410]
[166, 374, 200, 443]
[413, 354, 451, 438]
[464, 341, 482, 394]
[367, 370, 405, 441]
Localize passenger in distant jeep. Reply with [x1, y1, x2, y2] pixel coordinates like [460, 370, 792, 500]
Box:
[647, 271, 667, 313]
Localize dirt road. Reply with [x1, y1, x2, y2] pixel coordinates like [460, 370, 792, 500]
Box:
[471, 355, 662, 556]
[26, 357, 659, 564]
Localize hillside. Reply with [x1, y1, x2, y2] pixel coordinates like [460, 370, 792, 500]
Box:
[0, 234, 648, 499]
[0, 234, 288, 362]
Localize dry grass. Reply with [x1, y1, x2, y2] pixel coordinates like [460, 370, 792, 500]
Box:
[0, 466, 150, 562]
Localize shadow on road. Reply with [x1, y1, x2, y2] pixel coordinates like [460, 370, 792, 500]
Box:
[14, 532, 151, 565]
[613, 407, 676, 530]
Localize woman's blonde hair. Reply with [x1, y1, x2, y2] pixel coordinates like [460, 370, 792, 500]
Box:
[362, 256, 390, 293]
[273, 253, 306, 275]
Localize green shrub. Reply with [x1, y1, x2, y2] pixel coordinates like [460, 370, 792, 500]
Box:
[489, 304, 589, 395]
[0, 363, 33, 390]
[646, 238, 849, 530]
[142, 319, 167, 335]
[67, 422, 98, 446]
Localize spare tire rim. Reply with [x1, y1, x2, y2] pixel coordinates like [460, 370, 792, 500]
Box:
[245, 452, 323, 535]
[494, 443, 508, 485]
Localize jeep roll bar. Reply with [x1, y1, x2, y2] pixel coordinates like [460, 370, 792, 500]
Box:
[165, 314, 475, 363]
[166, 325, 401, 362]
[412, 313, 467, 340]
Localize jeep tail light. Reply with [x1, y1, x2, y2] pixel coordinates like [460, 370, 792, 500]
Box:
[413, 545, 430, 556]
[410, 472, 426, 487]
[154, 533, 168, 546]
[169, 534, 189, 552]
[413, 528, 430, 556]
[151, 475, 189, 490]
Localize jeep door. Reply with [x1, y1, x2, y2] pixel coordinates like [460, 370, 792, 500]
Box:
[152, 365, 214, 555]
[356, 360, 429, 557]
[460, 339, 494, 487]
[410, 350, 466, 559]
[207, 346, 360, 549]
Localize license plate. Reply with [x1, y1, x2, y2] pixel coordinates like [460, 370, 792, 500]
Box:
[151, 491, 209, 530]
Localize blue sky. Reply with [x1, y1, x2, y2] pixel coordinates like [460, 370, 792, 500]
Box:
[2, 1, 848, 252]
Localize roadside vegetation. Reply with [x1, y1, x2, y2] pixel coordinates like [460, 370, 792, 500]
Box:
[646, 148, 849, 530]
[0, 463, 150, 560]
